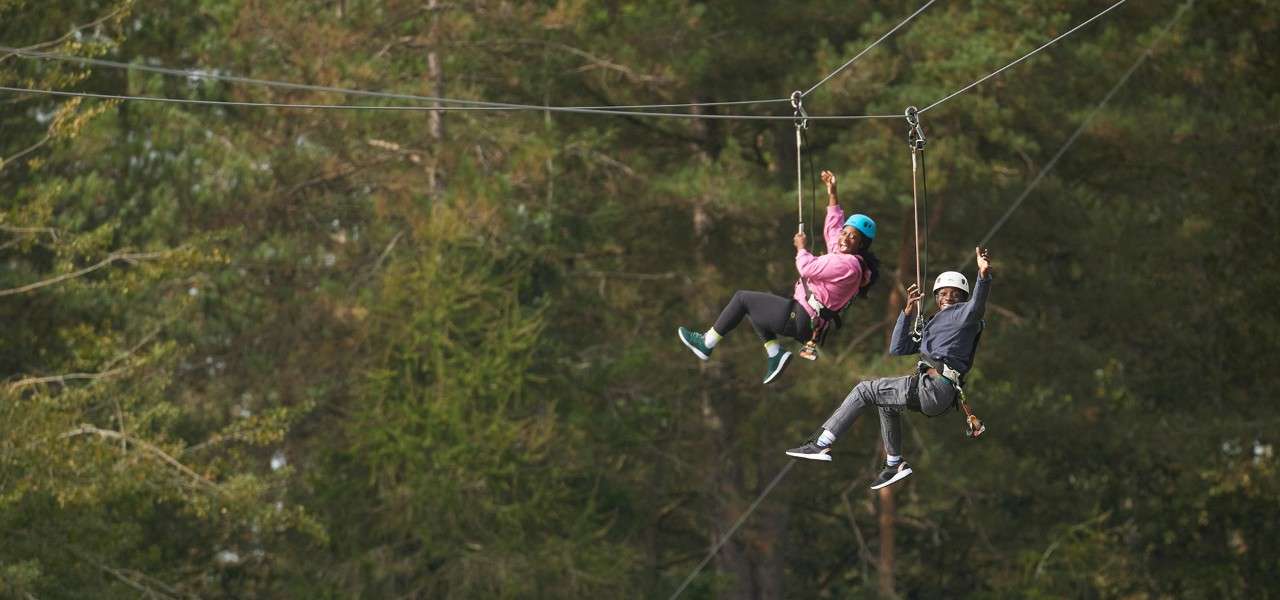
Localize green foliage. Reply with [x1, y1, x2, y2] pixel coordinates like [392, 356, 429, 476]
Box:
[2, 0, 1277, 598]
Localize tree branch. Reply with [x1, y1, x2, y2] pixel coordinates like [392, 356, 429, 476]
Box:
[0, 134, 52, 173]
[576, 269, 686, 282]
[564, 143, 642, 180]
[0, 4, 131, 63]
[839, 477, 880, 577]
[0, 250, 169, 297]
[372, 230, 404, 271]
[987, 301, 1028, 325]
[63, 544, 190, 600]
[1032, 512, 1111, 580]
[61, 425, 221, 494]
[545, 41, 673, 85]
[345, 229, 405, 295]
[8, 367, 129, 391]
[0, 224, 60, 241]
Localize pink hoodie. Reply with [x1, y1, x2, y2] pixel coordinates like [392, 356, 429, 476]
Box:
[792, 205, 869, 320]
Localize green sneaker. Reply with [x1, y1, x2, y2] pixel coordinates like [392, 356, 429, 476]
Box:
[762, 351, 793, 384]
[677, 326, 713, 361]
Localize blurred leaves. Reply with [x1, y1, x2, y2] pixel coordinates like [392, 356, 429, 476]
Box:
[2, 0, 1278, 598]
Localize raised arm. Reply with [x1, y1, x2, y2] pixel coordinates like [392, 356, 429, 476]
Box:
[889, 283, 925, 355]
[821, 170, 839, 208]
[820, 171, 845, 251]
[964, 247, 993, 321]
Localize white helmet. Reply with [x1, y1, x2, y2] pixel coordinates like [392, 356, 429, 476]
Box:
[932, 271, 969, 295]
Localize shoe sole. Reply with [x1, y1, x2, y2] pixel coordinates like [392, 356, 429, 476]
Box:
[785, 449, 832, 462]
[762, 352, 793, 384]
[870, 467, 913, 490]
[677, 328, 710, 361]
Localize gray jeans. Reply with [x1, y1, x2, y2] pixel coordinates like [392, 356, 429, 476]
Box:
[821, 371, 957, 456]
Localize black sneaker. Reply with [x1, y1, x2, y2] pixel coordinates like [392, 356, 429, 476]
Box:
[869, 462, 913, 490]
[785, 440, 832, 462]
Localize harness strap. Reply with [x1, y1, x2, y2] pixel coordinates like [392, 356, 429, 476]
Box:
[918, 320, 986, 437]
[797, 255, 865, 359]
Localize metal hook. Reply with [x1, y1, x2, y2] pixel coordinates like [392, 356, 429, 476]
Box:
[791, 90, 808, 130]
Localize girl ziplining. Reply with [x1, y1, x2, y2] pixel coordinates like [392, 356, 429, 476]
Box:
[677, 170, 881, 384]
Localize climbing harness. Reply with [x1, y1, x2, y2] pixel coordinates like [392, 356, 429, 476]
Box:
[797, 257, 864, 360]
[918, 321, 986, 438]
[906, 106, 929, 342]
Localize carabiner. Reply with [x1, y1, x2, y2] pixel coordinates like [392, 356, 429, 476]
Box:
[904, 105, 925, 150]
[791, 90, 808, 131]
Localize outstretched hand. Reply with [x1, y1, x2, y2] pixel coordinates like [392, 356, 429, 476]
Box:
[975, 247, 992, 278]
[902, 283, 924, 317]
[820, 170, 837, 194]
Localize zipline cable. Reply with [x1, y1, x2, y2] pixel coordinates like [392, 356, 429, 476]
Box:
[0, 45, 791, 112]
[667, 460, 796, 600]
[2, 1, 1136, 122]
[0, 85, 899, 121]
[920, 0, 1130, 114]
[967, 0, 1194, 261]
[802, 0, 939, 98]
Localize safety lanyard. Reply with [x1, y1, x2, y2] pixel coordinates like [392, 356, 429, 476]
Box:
[791, 90, 810, 242]
[905, 106, 929, 342]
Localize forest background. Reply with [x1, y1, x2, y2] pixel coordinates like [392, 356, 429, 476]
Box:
[2, 0, 1278, 598]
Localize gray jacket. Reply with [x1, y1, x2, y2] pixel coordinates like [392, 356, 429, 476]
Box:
[889, 273, 991, 375]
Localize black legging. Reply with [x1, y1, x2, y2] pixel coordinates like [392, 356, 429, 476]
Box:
[713, 290, 814, 343]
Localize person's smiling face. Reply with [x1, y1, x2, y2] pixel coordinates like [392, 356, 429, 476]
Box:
[935, 287, 967, 310]
[836, 226, 863, 254]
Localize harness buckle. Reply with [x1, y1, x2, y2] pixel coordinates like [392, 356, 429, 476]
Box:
[942, 363, 963, 384]
[799, 340, 819, 361]
[806, 293, 827, 315]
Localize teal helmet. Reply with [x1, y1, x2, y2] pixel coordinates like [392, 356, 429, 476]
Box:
[844, 214, 876, 240]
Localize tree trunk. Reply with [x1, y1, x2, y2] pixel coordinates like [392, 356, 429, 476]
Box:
[875, 155, 946, 598]
[426, 0, 444, 193]
[878, 481, 896, 598]
[877, 201, 914, 599]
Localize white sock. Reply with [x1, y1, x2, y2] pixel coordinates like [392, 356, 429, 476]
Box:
[887, 454, 903, 466]
[763, 340, 781, 358]
[704, 328, 722, 348]
[817, 429, 837, 448]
